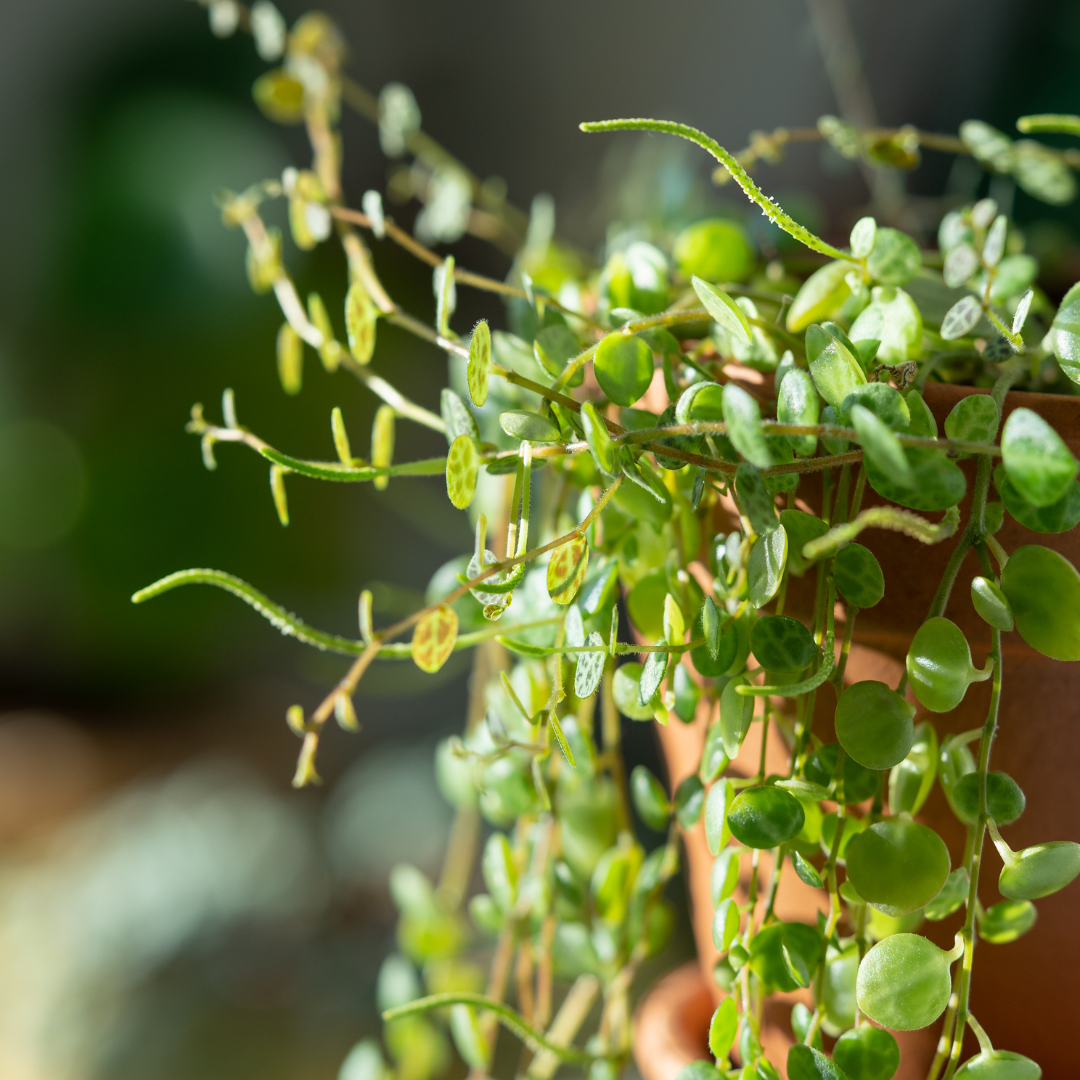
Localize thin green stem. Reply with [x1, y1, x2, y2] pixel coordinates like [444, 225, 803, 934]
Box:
[580, 119, 849, 261]
[131, 569, 366, 654]
[383, 993, 614, 1064]
[804, 505, 961, 560]
[941, 621, 1002, 1080]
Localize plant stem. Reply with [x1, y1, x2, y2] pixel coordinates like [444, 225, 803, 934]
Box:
[385, 993, 613, 1065]
[580, 119, 849, 262]
[940, 620, 1002, 1080]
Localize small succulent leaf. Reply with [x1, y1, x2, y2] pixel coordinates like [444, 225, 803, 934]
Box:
[412, 605, 459, 673]
[547, 535, 590, 605]
[722, 383, 773, 467]
[1001, 407, 1078, 508]
[940, 295, 983, 340]
[446, 435, 479, 509]
[345, 280, 378, 364]
[467, 321, 492, 405]
[575, 633, 606, 698]
[692, 276, 752, 345]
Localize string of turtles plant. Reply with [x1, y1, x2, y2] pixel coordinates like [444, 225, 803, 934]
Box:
[138, 5, 1080, 1079]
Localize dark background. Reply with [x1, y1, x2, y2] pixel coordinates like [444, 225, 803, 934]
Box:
[0, 1, 1077, 1078]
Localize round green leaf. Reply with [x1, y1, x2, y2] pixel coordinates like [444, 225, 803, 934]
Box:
[945, 394, 1000, 445]
[787, 1045, 844, 1080]
[852, 405, 914, 486]
[777, 368, 820, 456]
[749, 921, 821, 992]
[1001, 408, 1078, 508]
[674, 774, 705, 830]
[889, 720, 939, 817]
[941, 295, 983, 340]
[722, 383, 773, 468]
[803, 742, 879, 804]
[612, 662, 656, 720]
[593, 333, 654, 407]
[736, 462, 780, 536]
[751, 615, 816, 672]
[726, 787, 805, 849]
[924, 867, 969, 921]
[999, 840, 1080, 900]
[954, 1050, 1042, 1080]
[1014, 137, 1078, 205]
[534, 323, 583, 387]
[865, 445, 966, 511]
[467, 321, 491, 406]
[905, 390, 938, 437]
[673, 662, 702, 723]
[944, 243, 979, 288]
[500, 410, 562, 443]
[836, 681, 915, 770]
[707, 995, 739, 1061]
[719, 678, 754, 759]
[345, 281, 378, 364]
[787, 260, 855, 333]
[838, 383, 909, 430]
[674, 1064, 724, 1080]
[779, 509, 828, 576]
[712, 896, 740, 952]
[580, 401, 614, 474]
[971, 576, 1014, 631]
[994, 463, 1080, 533]
[704, 778, 735, 854]
[630, 766, 671, 831]
[747, 526, 788, 607]
[1000, 545, 1080, 660]
[1045, 280, 1080, 385]
[574, 632, 606, 698]
[850, 216, 877, 259]
[833, 1025, 901, 1080]
[866, 228, 921, 286]
[953, 771, 1025, 826]
[638, 644, 669, 705]
[691, 616, 739, 677]
[834, 543, 885, 609]
[848, 286, 922, 364]
[692, 276, 752, 346]
[674, 219, 754, 283]
[446, 435, 479, 509]
[441, 389, 480, 444]
[806, 323, 867, 408]
[906, 617, 984, 713]
[626, 570, 666, 641]
[711, 847, 740, 904]
[856, 933, 952, 1030]
[790, 849, 824, 888]
[979, 899, 1037, 944]
[845, 819, 951, 916]
[822, 944, 859, 1031]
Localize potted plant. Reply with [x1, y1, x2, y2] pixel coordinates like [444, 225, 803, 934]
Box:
[137, 6, 1080, 1079]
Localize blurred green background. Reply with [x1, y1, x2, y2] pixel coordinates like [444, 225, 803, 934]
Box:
[0, 1, 1078, 1078]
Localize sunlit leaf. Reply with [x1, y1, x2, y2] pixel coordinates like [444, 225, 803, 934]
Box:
[940, 295, 983, 340]
[412, 605, 459, 673]
[446, 435, 479, 510]
[276, 322, 303, 395]
[548, 535, 589, 605]
[345, 281, 378, 364]
[692, 276, 752, 346]
[371, 404, 395, 491]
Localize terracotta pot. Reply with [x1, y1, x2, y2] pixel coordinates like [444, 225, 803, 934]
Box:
[635, 385, 1080, 1080]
